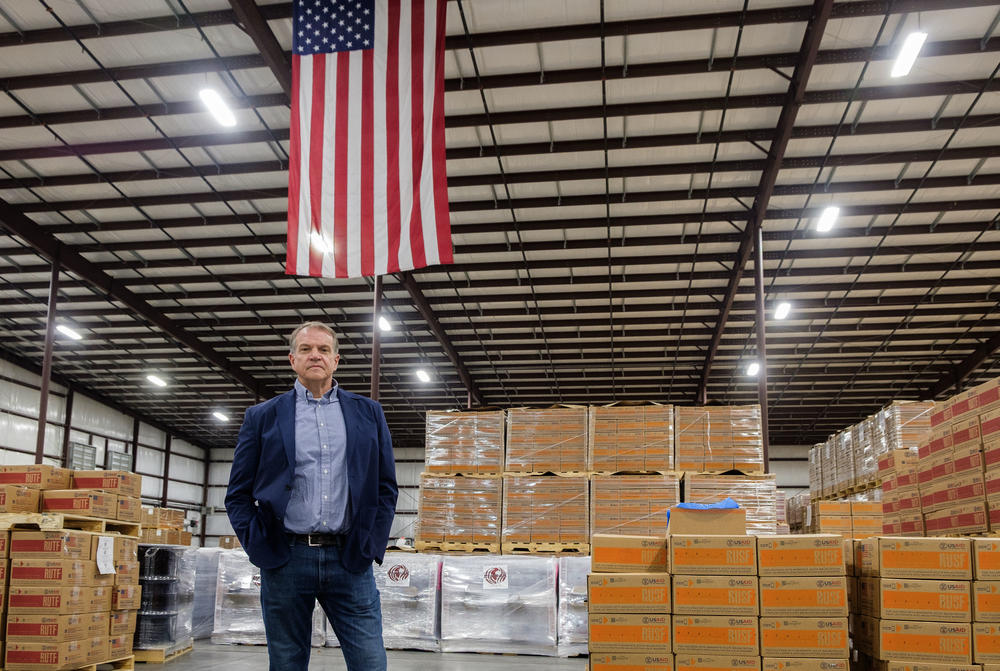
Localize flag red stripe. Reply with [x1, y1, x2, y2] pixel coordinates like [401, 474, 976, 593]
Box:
[385, 1, 401, 273]
[333, 51, 351, 278]
[308, 54, 326, 276]
[287, 56, 302, 274]
[408, 0, 427, 270]
[361, 49, 375, 277]
[430, 0, 451, 265]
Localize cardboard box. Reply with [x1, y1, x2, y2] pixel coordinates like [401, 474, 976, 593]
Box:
[898, 513, 925, 537]
[672, 616, 759, 656]
[671, 536, 756, 576]
[114, 561, 138, 586]
[70, 471, 141, 498]
[7, 585, 111, 614]
[974, 623, 1000, 663]
[759, 577, 848, 617]
[109, 536, 138, 563]
[40, 490, 115, 519]
[10, 559, 113, 587]
[83, 635, 107, 665]
[672, 575, 758, 616]
[881, 664, 981, 671]
[115, 496, 140, 523]
[815, 517, 852, 538]
[813, 502, 851, 517]
[880, 620, 972, 664]
[5, 639, 85, 670]
[668, 507, 747, 536]
[588, 614, 671, 654]
[982, 406, 1000, 442]
[588, 573, 671, 613]
[871, 537, 972, 580]
[591, 653, 674, 671]
[218, 535, 241, 550]
[855, 615, 880, 657]
[974, 582, 1000, 622]
[0, 485, 40, 513]
[0, 465, 72, 490]
[140, 528, 182, 545]
[111, 584, 141, 610]
[951, 417, 983, 451]
[974, 539, 1000, 580]
[108, 634, 132, 659]
[763, 660, 848, 671]
[852, 516, 884, 539]
[0, 529, 8, 558]
[925, 502, 989, 536]
[10, 530, 92, 559]
[759, 618, 849, 659]
[877, 579, 972, 622]
[851, 502, 883, 516]
[108, 610, 136, 636]
[6, 613, 107, 641]
[591, 535, 669, 573]
[757, 536, 845, 576]
[676, 656, 761, 671]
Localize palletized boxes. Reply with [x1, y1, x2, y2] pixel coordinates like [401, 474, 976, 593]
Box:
[70, 470, 141, 498]
[673, 615, 759, 656]
[588, 573, 670, 613]
[424, 410, 504, 475]
[413, 474, 502, 549]
[590, 534, 669, 573]
[673, 405, 764, 473]
[671, 535, 756, 576]
[501, 475, 589, 548]
[589, 404, 674, 473]
[685, 473, 777, 535]
[590, 474, 679, 537]
[0, 486, 39, 513]
[505, 407, 588, 473]
[672, 575, 758, 616]
[879, 621, 973, 664]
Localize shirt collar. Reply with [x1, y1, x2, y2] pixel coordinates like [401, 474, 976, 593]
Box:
[294, 378, 339, 403]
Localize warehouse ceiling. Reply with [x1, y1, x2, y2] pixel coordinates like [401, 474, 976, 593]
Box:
[1, 0, 999, 451]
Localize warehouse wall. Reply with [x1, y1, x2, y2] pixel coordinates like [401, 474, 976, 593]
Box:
[0, 359, 206, 543]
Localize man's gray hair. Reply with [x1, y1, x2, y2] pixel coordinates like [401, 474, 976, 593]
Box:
[288, 322, 339, 354]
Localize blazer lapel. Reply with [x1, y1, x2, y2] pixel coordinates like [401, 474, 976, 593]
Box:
[275, 390, 296, 468]
[337, 388, 360, 510]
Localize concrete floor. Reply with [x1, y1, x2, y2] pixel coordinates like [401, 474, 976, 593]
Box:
[166, 641, 589, 670]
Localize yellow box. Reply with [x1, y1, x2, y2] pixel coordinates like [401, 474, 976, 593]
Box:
[759, 618, 848, 659]
[974, 539, 1000, 580]
[672, 575, 758, 616]
[763, 660, 848, 671]
[590, 653, 674, 671]
[588, 574, 671, 613]
[878, 579, 972, 622]
[672, 616, 758, 656]
[759, 577, 848, 618]
[670, 536, 756, 576]
[851, 502, 884, 516]
[974, 623, 1000, 663]
[756, 535, 845, 577]
[813, 502, 851, 517]
[879, 620, 972, 664]
[592, 535, 669, 573]
[676, 656, 761, 671]
[974, 582, 1000, 623]
[874, 537, 973, 580]
[588, 614, 671, 654]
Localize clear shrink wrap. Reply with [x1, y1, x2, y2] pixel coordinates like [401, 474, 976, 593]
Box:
[501, 475, 589, 547]
[424, 410, 504, 475]
[674, 405, 764, 473]
[440, 554, 558, 656]
[505, 407, 588, 473]
[556, 555, 589, 657]
[414, 474, 502, 548]
[135, 545, 196, 651]
[192, 547, 223, 639]
[374, 553, 441, 651]
[882, 401, 934, 451]
[837, 430, 855, 491]
[685, 473, 778, 534]
[590, 473, 679, 536]
[588, 403, 674, 472]
[809, 444, 822, 498]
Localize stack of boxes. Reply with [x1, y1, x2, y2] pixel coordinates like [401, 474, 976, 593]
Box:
[878, 448, 922, 536]
[590, 474, 679, 537]
[973, 538, 1000, 666]
[140, 506, 191, 545]
[807, 501, 883, 539]
[685, 474, 778, 535]
[589, 404, 674, 473]
[674, 405, 764, 473]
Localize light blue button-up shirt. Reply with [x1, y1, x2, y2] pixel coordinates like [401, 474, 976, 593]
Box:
[284, 379, 351, 534]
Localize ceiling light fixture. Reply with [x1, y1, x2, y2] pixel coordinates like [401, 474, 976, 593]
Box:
[378, 316, 392, 332]
[56, 324, 82, 340]
[415, 369, 430, 383]
[310, 231, 332, 255]
[213, 411, 229, 422]
[146, 374, 167, 387]
[775, 302, 791, 320]
[746, 362, 760, 376]
[891, 32, 928, 78]
[199, 88, 236, 127]
[817, 206, 839, 232]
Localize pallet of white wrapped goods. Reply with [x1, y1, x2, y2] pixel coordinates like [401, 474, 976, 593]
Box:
[0, 511, 140, 537]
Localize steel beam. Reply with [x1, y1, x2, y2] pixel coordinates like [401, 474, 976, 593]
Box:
[59, 388, 74, 466]
[161, 435, 172, 508]
[754, 224, 771, 469]
[928, 331, 1000, 398]
[371, 275, 383, 401]
[130, 417, 140, 474]
[229, 0, 292, 98]
[34, 259, 60, 464]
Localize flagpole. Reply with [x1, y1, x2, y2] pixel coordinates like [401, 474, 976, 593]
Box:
[370, 274, 382, 401]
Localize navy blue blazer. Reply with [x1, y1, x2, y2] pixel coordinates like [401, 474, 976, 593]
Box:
[225, 387, 398, 573]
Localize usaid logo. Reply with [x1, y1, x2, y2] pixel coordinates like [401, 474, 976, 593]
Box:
[387, 564, 410, 586]
[482, 565, 509, 590]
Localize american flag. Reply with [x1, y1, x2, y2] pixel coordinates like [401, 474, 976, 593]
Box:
[286, 0, 452, 278]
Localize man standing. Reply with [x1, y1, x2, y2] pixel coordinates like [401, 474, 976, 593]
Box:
[226, 322, 398, 671]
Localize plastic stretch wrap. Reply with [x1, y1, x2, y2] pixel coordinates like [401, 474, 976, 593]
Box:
[674, 405, 763, 473]
[415, 474, 502, 546]
[440, 555, 558, 656]
[821, 439, 836, 497]
[786, 491, 810, 530]
[589, 404, 673, 472]
[882, 401, 934, 451]
[425, 410, 504, 475]
[590, 473, 679, 536]
[836, 430, 855, 491]
[854, 415, 879, 486]
[505, 407, 588, 473]
[192, 547, 223, 639]
[375, 553, 441, 651]
[211, 549, 324, 646]
[775, 490, 786, 524]
[809, 445, 822, 498]
[501, 475, 589, 545]
[135, 545, 196, 649]
[556, 556, 589, 657]
[684, 473, 778, 535]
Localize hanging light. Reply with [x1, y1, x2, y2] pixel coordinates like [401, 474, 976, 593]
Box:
[817, 206, 839, 232]
[775, 302, 791, 320]
[891, 32, 928, 78]
[199, 88, 237, 127]
[415, 369, 430, 383]
[56, 324, 82, 340]
[213, 411, 229, 422]
[746, 362, 760, 376]
[146, 374, 168, 387]
[378, 316, 392, 332]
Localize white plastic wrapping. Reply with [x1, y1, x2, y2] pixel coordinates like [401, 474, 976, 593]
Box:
[440, 554, 558, 656]
[374, 553, 441, 651]
[192, 547, 224, 639]
[556, 556, 589, 657]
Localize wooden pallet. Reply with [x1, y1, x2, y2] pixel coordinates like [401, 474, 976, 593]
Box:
[134, 643, 193, 664]
[413, 540, 500, 554]
[70, 654, 136, 671]
[501, 542, 589, 556]
[0, 512, 140, 537]
[503, 470, 590, 478]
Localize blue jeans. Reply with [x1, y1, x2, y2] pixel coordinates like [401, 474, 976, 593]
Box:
[260, 541, 386, 671]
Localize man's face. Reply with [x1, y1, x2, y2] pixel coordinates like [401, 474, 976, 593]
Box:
[289, 327, 340, 386]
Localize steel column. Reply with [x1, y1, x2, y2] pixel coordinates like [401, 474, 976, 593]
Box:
[59, 387, 74, 466]
[130, 417, 140, 473]
[34, 259, 60, 464]
[161, 434, 172, 508]
[371, 275, 383, 401]
[199, 455, 210, 547]
[754, 225, 771, 471]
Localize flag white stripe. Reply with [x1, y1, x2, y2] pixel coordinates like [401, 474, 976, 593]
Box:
[373, 3, 389, 276]
[395, 0, 414, 272]
[296, 56, 314, 276]
[347, 53, 363, 278]
[419, 0, 440, 266]
[320, 56, 338, 279]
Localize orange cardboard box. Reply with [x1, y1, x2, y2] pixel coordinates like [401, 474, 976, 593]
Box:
[759, 618, 849, 659]
[10, 530, 92, 559]
[974, 581, 1000, 622]
[70, 471, 141, 498]
[877, 579, 971, 622]
[851, 517, 883, 539]
[670, 536, 756, 576]
[882, 664, 981, 671]
[871, 537, 972, 580]
[0, 486, 40, 513]
[974, 623, 1000, 663]
[588, 573, 670, 613]
[975, 539, 1000, 580]
[591, 653, 674, 671]
[5, 639, 85, 670]
[759, 577, 848, 618]
[588, 614, 671, 654]
[10, 559, 113, 587]
[41, 490, 116, 519]
[672, 575, 758, 616]
[591, 535, 669, 573]
[108, 610, 136, 636]
[757, 535, 845, 577]
[672, 616, 758, 656]
[851, 502, 883, 516]
[0, 465, 72, 490]
[763, 660, 848, 671]
[677, 656, 760, 671]
[879, 620, 972, 664]
[813, 502, 851, 517]
[815, 517, 852, 538]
